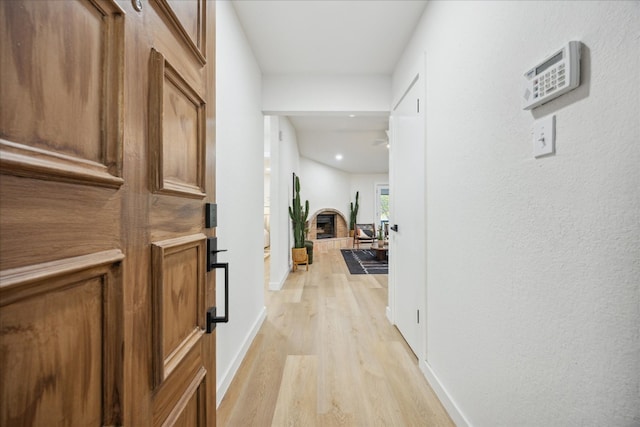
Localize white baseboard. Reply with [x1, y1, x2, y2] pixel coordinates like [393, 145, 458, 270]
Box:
[420, 359, 471, 427]
[269, 268, 289, 291]
[386, 305, 393, 323]
[216, 306, 267, 407]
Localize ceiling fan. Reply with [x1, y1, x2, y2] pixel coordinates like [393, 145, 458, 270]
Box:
[372, 130, 390, 147]
[372, 138, 389, 148]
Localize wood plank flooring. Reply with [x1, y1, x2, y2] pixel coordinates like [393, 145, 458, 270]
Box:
[216, 248, 454, 426]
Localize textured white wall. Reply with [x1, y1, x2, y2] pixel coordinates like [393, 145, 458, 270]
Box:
[215, 0, 266, 405]
[393, 1, 640, 425]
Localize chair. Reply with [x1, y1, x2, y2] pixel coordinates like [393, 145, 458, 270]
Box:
[353, 223, 375, 248]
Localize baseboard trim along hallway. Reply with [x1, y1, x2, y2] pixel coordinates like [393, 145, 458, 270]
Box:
[269, 268, 289, 291]
[216, 248, 454, 426]
[216, 306, 267, 407]
[421, 359, 471, 427]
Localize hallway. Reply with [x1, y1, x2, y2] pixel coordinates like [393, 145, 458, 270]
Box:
[217, 248, 453, 426]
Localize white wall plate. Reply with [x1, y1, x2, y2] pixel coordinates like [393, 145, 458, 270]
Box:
[533, 115, 555, 157]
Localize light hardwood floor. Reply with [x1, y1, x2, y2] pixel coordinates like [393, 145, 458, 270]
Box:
[217, 248, 454, 426]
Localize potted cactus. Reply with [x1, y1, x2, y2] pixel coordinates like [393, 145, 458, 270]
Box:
[289, 175, 311, 269]
[349, 191, 359, 237]
[377, 225, 385, 248]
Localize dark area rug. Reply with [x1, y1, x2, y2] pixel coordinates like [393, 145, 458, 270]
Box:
[340, 249, 388, 275]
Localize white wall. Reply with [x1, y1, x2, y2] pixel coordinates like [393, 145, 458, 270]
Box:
[263, 74, 390, 114]
[296, 157, 388, 227]
[264, 117, 271, 234]
[269, 116, 300, 290]
[215, 0, 266, 406]
[264, 168, 270, 244]
[299, 157, 351, 219]
[393, 1, 640, 426]
[350, 174, 389, 225]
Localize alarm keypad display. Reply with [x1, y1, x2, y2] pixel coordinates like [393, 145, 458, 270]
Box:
[523, 42, 581, 110]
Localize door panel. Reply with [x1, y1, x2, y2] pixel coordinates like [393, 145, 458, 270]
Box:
[160, 368, 207, 427]
[0, 251, 124, 425]
[152, 0, 207, 64]
[152, 352, 207, 426]
[149, 49, 206, 199]
[151, 234, 206, 387]
[0, 0, 217, 425]
[0, 0, 124, 188]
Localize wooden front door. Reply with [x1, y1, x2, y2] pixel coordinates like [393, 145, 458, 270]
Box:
[0, 1, 217, 425]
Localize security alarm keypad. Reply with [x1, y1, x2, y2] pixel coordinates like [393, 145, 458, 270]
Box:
[523, 41, 581, 110]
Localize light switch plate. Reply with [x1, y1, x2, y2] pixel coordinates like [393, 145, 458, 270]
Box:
[533, 114, 555, 158]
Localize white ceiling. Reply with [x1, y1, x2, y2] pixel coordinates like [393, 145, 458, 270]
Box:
[290, 115, 390, 174]
[231, 0, 428, 173]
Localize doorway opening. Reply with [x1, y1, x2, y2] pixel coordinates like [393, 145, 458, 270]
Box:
[376, 184, 390, 237]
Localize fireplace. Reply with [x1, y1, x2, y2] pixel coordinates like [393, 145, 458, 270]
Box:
[308, 209, 348, 240]
[316, 214, 336, 239]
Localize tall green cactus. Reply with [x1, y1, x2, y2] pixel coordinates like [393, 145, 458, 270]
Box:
[288, 175, 309, 248]
[349, 191, 359, 230]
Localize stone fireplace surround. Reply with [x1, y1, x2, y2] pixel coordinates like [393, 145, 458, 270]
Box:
[307, 209, 348, 240]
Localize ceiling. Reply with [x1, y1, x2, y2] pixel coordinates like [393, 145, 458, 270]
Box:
[232, 0, 428, 174]
[289, 115, 390, 174]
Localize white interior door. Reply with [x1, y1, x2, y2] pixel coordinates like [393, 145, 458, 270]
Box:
[389, 75, 425, 356]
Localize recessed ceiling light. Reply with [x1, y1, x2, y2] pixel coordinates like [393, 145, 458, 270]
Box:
[348, 114, 356, 118]
[335, 154, 343, 160]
